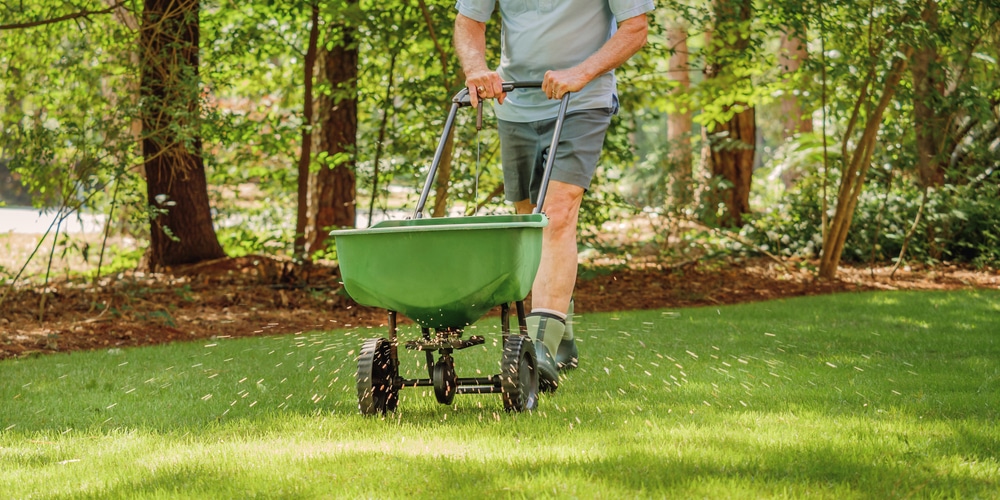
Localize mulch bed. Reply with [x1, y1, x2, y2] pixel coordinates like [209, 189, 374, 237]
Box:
[1, 256, 996, 360]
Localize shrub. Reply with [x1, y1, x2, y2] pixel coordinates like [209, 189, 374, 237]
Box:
[746, 170, 1000, 268]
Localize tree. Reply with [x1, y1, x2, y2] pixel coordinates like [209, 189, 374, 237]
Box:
[816, 1, 918, 279]
[294, 1, 321, 258]
[778, 29, 812, 138]
[907, 0, 1000, 189]
[141, 0, 226, 268]
[910, 0, 947, 188]
[701, 0, 757, 228]
[309, 0, 360, 253]
[419, 0, 464, 218]
[666, 22, 694, 206]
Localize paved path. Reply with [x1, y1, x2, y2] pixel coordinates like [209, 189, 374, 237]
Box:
[0, 207, 104, 234]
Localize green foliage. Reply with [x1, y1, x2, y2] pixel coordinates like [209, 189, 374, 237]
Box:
[216, 221, 289, 258]
[924, 180, 1000, 267]
[0, 2, 150, 286]
[86, 244, 145, 279]
[746, 159, 1000, 268]
[2, 0, 999, 276]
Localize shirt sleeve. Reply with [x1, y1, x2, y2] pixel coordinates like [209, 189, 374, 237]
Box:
[455, 0, 496, 23]
[610, 0, 655, 21]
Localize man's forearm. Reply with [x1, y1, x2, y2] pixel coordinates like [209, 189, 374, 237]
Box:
[574, 15, 648, 82]
[454, 14, 490, 75]
[455, 13, 505, 105]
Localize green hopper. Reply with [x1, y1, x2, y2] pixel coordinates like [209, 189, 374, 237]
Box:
[333, 214, 546, 330]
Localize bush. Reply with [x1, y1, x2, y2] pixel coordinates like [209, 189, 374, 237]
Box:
[746, 171, 1000, 268]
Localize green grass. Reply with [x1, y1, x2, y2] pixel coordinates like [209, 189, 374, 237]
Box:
[2, 289, 998, 498]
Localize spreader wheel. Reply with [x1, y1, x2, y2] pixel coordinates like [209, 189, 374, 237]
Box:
[500, 335, 539, 412]
[357, 338, 399, 415]
[432, 354, 457, 405]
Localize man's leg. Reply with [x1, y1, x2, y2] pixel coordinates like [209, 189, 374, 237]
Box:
[516, 180, 582, 386]
[501, 108, 611, 386]
[515, 181, 582, 314]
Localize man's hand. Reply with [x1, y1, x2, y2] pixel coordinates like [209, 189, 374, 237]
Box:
[542, 69, 590, 100]
[465, 70, 505, 108]
[542, 14, 649, 100]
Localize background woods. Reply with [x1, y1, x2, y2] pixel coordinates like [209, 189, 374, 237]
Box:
[0, 0, 998, 289]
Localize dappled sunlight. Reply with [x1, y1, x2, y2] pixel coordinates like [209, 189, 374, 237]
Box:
[865, 294, 902, 306]
[3, 409, 996, 498]
[889, 316, 933, 330]
[2, 290, 998, 497]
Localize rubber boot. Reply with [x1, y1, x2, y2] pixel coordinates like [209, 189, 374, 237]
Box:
[556, 299, 578, 370]
[525, 313, 564, 391]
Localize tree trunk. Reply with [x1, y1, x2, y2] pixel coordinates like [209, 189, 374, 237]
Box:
[141, 0, 225, 269]
[819, 55, 911, 279]
[911, 0, 947, 188]
[368, 50, 399, 227]
[701, 0, 756, 228]
[295, 2, 320, 258]
[778, 29, 813, 137]
[666, 22, 693, 206]
[310, 4, 358, 253]
[707, 107, 755, 227]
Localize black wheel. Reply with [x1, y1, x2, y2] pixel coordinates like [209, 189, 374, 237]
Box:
[432, 354, 457, 405]
[357, 338, 399, 415]
[501, 335, 539, 412]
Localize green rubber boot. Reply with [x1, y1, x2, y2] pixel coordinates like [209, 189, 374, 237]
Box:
[556, 300, 578, 370]
[525, 313, 564, 391]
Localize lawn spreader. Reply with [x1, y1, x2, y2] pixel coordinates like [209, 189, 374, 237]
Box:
[331, 82, 569, 415]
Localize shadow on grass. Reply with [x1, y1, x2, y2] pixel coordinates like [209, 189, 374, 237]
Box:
[81, 435, 999, 498]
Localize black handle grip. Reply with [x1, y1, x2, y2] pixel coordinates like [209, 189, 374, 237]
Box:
[453, 81, 544, 106]
[502, 81, 542, 91]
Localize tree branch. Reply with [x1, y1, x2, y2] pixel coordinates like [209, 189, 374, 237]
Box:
[889, 185, 929, 279]
[0, 0, 128, 31]
[678, 216, 791, 272]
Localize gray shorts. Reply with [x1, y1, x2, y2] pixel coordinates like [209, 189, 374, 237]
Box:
[498, 107, 614, 204]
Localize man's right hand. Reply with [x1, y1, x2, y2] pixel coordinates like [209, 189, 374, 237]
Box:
[465, 70, 505, 108]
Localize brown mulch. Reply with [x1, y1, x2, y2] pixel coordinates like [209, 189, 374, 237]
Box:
[1, 255, 997, 360]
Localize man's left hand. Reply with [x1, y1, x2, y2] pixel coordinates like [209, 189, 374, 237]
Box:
[542, 68, 589, 100]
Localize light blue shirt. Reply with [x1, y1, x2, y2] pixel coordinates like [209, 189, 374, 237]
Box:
[456, 0, 655, 122]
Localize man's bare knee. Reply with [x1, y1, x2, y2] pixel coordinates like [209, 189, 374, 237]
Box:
[514, 199, 534, 214]
[538, 183, 583, 226]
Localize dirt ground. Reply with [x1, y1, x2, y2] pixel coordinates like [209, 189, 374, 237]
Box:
[1, 254, 997, 360]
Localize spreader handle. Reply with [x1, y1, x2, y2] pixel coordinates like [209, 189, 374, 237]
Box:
[413, 81, 570, 219]
[452, 81, 544, 107]
[532, 94, 570, 215]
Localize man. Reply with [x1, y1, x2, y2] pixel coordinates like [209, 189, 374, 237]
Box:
[454, 0, 653, 389]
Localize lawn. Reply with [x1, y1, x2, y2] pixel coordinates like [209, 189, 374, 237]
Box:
[2, 290, 998, 498]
